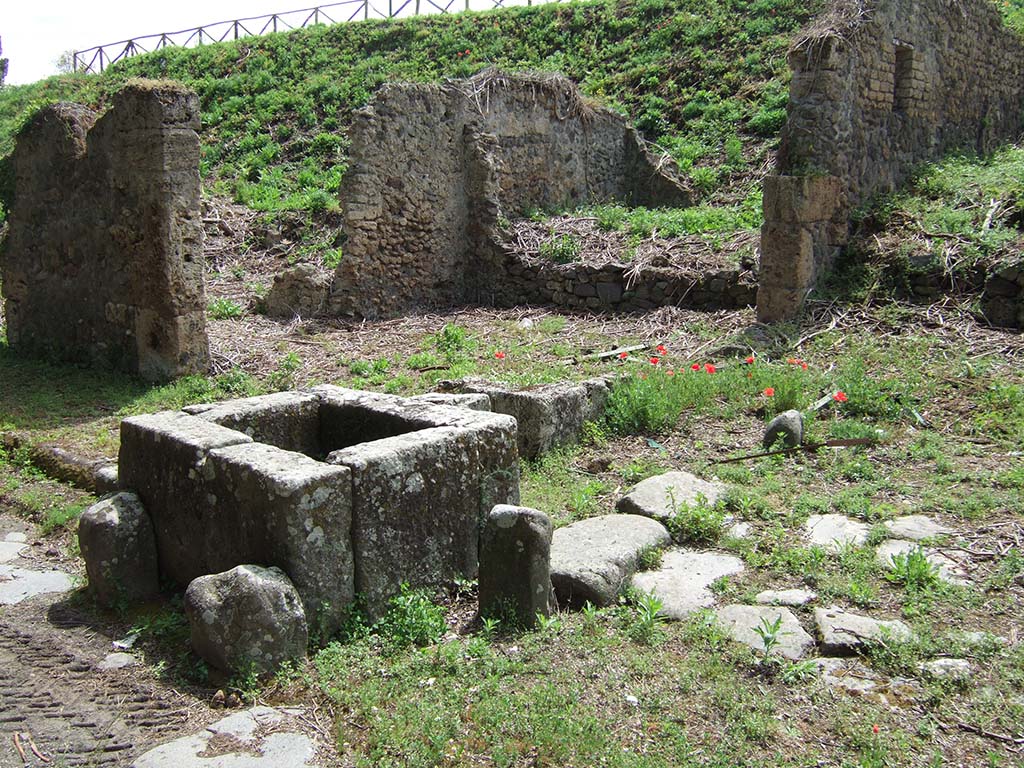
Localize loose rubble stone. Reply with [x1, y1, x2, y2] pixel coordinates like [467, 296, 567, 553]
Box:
[883, 515, 951, 541]
[763, 410, 803, 449]
[874, 539, 970, 585]
[262, 263, 332, 318]
[630, 549, 745, 619]
[715, 604, 816, 660]
[755, 588, 818, 607]
[919, 658, 972, 683]
[615, 471, 726, 520]
[479, 505, 554, 627]
[814, 606, 913, 654]
[804, 514, 869, 552]
[97, 652, 138, 671]
[726, 521, 752, 539]
[93, 462, 120, 495]
[184, 565, 309, 675]
[0, 565, 74, 604]
[550, 515, 670, 607]
[78, 492, 160, 607]
[131, 706, 315, 768]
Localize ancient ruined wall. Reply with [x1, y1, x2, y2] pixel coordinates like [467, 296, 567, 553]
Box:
[0, 81, 208, 380]
[758, 0, 1024, 321]
[330, 72, 690, 319]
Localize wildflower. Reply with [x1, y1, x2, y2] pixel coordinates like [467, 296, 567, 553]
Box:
[650, 357, 660, 366]
[465, 48, 471, 54]
[691, 363, 700, 371]
[656, 344, 667, 355]
[494, 351, 506, 360]
[704, 363, 716, 374]
[872, 724, 879, 734]
[801, 361, 808, 370]
[457, 52, 463, 57]
[763, 387, 774, 397]
[744, 355, 754, 364]
[666, 370, 675, 376]
[618, 351, 629, 360]
[833, 390, 848, 403]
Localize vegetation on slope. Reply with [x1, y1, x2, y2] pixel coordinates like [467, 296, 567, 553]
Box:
[0, 0, 821, 223]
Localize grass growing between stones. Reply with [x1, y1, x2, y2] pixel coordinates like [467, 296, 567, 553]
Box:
[1, 299, 1023, 765]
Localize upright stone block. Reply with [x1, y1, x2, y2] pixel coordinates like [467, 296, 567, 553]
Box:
[78, 492, 159, 607]
[479, 505, 554, 627]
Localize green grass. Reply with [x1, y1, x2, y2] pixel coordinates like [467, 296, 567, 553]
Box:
[0, 0, 823, 223]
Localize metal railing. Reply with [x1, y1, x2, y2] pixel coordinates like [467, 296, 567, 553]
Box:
[73, 0, 561, 74]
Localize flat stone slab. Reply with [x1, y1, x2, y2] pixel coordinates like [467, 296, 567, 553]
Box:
[919, 658, 971, 683]
[755, 588, 818, 607]
[550, 515, 670, 607]
[715, 604, 816, 660]
[875, 540, 970, 585]
[630, 549, 744, 619]
[0, 565, 74, 604]
[97, 652, 138, 671]
[814, 606, 913, 654]
[5, 532, 28, 543]
[815, 657, 923, 708]
[883, 515, 951, 541]
[616, 471, 726, 520]
[132, 706, 315, 767]
[0, 540, 28, 563]
[804, 514, 869, 552]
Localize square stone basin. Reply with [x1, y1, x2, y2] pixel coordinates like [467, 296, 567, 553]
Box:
[119, 386, 519, 630]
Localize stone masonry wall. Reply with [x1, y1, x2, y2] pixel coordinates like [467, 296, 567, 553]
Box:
[330, 71, 690, 319]
[0, 80, 208, 380]
[758, 0, 1024, 321]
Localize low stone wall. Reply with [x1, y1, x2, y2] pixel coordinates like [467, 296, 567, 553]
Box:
[329, 71, 691, 319]
[758, 0, 1024, 321]
[0, 80, 208, 380]
[497, 255, 756, 313]
[981, 259, 1024, 329]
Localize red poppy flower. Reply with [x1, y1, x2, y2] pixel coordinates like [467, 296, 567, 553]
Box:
[872, 724, 879, 734]
[494, 351, 506, 360]
[656, 344, 667, 355]
[650, 357, 660, 365]
[763, 387, 774, 397]
[704, 364, 716, 374]
[666, 370, 675, 376]
[801, 361, 808, 370]
[833, 390, 848, 402]
[618, 351, 629, 360]
[691, 363, 700, 371]
[744, 355, 754, 364]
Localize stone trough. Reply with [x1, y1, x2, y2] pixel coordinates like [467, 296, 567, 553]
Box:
[116, 386, 520, 632]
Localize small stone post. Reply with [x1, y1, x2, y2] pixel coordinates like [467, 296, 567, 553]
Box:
[479, 505, 555, 628]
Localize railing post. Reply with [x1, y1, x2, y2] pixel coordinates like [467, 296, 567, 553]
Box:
[416, 0, 420, 12]
[99, 47, 105, 73]
[73, 51, 79, 72]
[364, 0, 369, 19]
[389, 0, 393, 16]
[273, 15, 278, 32]
[315, 8, 320, 24]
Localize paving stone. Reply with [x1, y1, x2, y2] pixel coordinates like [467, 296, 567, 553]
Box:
[0, 565, 74, 604]
[0, 541, 28, 563]
[919, 658, 971, 683]
[883, 515, 951, 541]
[875, 539, 970, 585]
[4, 532, 28, 543]
[630, 549, 744, 619]
[550, 515, 670, 607]
[131, 706, 316, 767]
[725, 521, 752, 539]
[97, 652, 138, 671]
[815, 658, 923, 707]
[755, 588, 818, 607]
[814, 606, 913, 654]
[804, 514, 869, 552]
[615, 471, 726, 520]
[715, 604, 816, 660]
